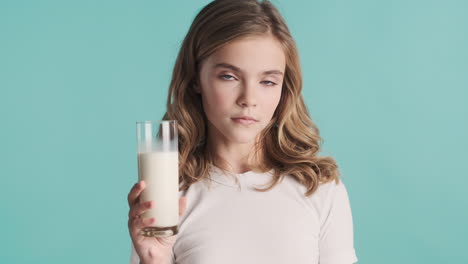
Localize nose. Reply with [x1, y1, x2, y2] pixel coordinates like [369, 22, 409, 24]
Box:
[237, 80, 257, 107]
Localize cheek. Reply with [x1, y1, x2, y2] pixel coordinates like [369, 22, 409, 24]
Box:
[264, 90, 282, 117]
[211, 90, 232, 109]
[202, 82, 234, 116]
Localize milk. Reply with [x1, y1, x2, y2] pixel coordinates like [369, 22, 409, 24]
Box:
[138, 151, 179, 227]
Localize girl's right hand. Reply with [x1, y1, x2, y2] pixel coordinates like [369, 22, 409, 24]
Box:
[127, 180, 187, 264]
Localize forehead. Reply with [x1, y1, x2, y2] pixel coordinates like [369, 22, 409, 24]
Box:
[204, 35, 286, 73]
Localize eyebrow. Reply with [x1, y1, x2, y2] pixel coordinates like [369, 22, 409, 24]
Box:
[214, 63, 284, 76]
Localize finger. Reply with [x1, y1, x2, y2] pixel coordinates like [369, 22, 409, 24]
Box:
[127, 180, 145, 206]
[128, 200, 153, 219]
[129, 216, 156, 237]
[179, 196, 187, 217]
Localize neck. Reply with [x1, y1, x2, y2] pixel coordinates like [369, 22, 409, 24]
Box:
[206, 128, 263, 174]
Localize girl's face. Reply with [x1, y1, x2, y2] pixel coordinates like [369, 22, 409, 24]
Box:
[197, 35, 285, 145]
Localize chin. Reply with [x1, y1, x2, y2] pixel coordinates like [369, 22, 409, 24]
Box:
[226, 131, 259, 144]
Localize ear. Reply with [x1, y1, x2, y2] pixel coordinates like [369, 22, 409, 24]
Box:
[194, 84, 201, 94]
[193, 79, 201, 94]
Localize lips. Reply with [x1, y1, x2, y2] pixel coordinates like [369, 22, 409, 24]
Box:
[232, 116, 258, 125]
[232, 115, 258, 121]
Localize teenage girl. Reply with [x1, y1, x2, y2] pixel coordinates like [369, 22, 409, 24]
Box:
[127, 0, 358, 263]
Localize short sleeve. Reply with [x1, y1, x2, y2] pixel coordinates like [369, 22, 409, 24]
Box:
[319, 181, 358, 264]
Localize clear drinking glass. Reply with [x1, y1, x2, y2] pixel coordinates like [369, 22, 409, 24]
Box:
[136, 120, 179, 237]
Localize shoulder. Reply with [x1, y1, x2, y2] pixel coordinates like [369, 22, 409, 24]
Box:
[303, 179, 351, 213]
[309, 179, 348, 199]
[319, 179, 348, 198]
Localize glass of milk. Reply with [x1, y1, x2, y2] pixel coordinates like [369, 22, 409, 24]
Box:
[136, 120, 179, 237]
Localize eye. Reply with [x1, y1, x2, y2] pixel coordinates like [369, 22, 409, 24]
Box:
[219, 74, 237, 81]
[261, 80, 277, 86]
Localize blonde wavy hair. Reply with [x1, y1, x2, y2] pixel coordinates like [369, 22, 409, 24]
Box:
[162, 0, 340, 197]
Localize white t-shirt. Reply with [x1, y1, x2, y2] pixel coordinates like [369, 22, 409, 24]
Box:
[130, 166, 358, 264]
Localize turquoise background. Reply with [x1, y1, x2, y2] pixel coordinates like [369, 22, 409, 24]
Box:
[1, 0, 467, 263]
